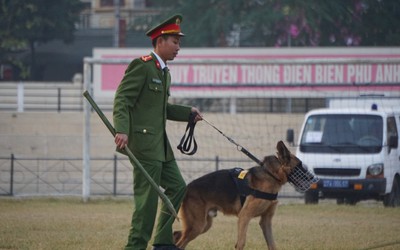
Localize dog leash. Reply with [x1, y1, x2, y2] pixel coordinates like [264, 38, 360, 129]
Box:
[178, 113, 256, 160]
[201, 117, 282, 183]
[177, 114, 282, 184]
[201, 117, 263, 165]
[177, 112, 198, 155]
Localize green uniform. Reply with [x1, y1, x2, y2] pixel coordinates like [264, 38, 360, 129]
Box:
[113, 52, 191, 250]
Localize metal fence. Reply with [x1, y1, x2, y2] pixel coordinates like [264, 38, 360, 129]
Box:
[0, 154, 303, 198]
[0, 155, 136, 197]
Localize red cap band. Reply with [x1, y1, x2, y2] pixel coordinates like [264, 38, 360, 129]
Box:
[149, 23, 181, 40]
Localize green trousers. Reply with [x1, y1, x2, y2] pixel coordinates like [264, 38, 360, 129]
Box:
[124, 159, 186, 250]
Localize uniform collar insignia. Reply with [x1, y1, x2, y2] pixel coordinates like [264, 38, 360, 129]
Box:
[155, 60, 161, 70]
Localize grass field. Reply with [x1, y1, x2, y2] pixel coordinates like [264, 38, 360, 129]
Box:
[0, 197, 399, 250]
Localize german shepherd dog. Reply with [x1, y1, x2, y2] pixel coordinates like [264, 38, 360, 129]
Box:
[174, 141, 313, 250]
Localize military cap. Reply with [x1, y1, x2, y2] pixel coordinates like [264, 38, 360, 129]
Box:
[146, 14, 184, 40]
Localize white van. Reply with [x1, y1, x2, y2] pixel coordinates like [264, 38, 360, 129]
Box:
[288, 99, 400, 206]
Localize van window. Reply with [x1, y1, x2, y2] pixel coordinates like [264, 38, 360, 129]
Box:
[300, 114, 383, 154]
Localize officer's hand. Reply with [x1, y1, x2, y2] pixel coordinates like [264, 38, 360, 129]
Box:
[191, 107, 203, 123]
[115, 133, 128, 149]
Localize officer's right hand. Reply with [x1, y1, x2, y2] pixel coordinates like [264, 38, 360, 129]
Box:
[115, 133, 128, 149]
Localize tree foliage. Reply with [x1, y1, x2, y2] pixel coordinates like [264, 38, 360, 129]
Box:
[0, 0, 84, 80]
[149, 0, 400, 47]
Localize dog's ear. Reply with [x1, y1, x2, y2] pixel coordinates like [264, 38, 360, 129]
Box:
[277, 140, 291, 164]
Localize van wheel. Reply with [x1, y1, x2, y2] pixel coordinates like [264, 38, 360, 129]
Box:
[384, 177, 400, 207]
[305, 191, 318, 204]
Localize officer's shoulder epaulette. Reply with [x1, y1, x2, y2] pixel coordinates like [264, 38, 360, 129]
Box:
[140, 55, 153, 62]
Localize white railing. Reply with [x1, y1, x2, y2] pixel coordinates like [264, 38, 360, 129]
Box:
[0, 81, 114, 112]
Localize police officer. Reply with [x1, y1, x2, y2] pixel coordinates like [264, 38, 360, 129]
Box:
[113, 14, 202, 250]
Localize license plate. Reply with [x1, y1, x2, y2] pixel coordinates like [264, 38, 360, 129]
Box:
[323, 180, 349, 188]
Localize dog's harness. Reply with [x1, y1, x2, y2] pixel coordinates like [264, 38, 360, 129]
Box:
[230, 168, 278, 206]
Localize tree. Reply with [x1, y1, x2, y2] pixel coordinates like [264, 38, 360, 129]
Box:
[358, 0, 400, 46]
[148, 0, 400, 47]
[0, 0, 84, 80]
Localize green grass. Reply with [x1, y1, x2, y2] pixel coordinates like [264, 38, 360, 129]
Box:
[0, 197, 399, 250]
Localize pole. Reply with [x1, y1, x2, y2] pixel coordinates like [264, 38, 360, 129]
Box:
[229, 97, 236, 114]
[113, 154, 117, 196]
[10, 154, 14, 196]
[57, 88, 61, 112]
[82, 91, 177, 218]
[113, 0, 120, 47]
[82, 62, 91, 202]
[17, 82, 24, 112]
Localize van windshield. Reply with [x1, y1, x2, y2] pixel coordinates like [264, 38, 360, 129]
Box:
[300, 114, 383, 154]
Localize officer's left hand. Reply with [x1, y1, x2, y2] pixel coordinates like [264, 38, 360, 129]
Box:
[191, 107, 203, 123]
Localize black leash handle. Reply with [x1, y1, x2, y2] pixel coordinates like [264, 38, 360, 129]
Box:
[239, 147, 263, 166]
[177, 112, 198, 155]
[239, 145, 281, 182]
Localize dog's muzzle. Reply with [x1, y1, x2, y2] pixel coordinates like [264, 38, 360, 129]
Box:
[287, 162, 319, 192]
